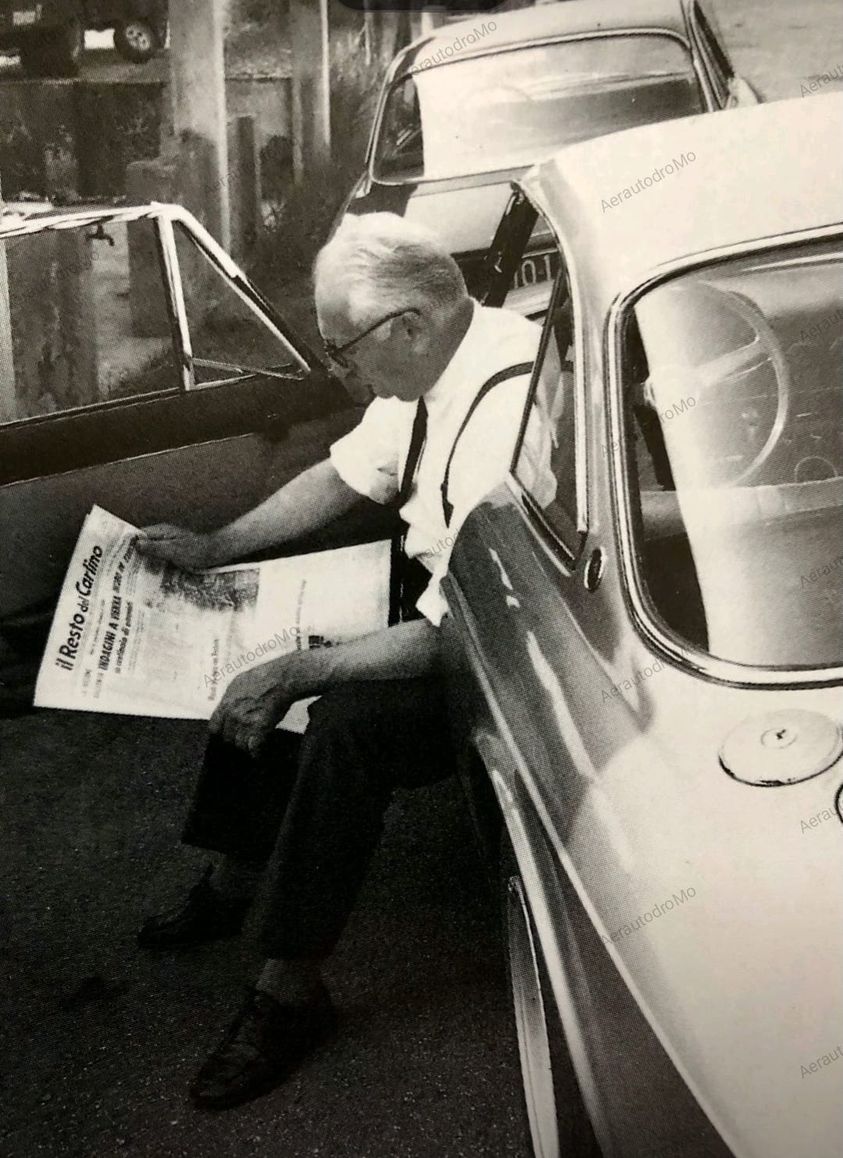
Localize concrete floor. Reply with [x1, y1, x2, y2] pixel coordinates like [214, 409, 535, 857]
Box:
[0, 711, 523, 1158]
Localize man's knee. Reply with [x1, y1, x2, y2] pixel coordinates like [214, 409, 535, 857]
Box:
[304, 681, 399, 743]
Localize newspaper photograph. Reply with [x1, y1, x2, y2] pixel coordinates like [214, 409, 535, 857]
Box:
[34, 505, 391, 733]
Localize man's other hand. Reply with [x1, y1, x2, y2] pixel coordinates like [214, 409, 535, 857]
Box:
[209, 657, 306, 757]
[136, 524, 218, 570]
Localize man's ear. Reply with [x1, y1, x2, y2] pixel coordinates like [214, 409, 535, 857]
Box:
[399, 308, 426, 346]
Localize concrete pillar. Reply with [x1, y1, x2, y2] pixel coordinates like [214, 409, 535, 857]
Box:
[168, 0, 231, 249]
[0, 175, 15, 423]
[290, 0, 331, 183]
[227, 115, 262, 262]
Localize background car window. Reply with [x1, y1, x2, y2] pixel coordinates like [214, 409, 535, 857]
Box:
[512, 263, 581, 558]
[374, 35, 703, 183]
[0, 219, 178, 425]
[373, 75, 423, 180]
[173, 223, 300, 387]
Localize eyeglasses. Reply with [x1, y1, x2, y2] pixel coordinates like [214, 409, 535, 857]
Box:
[322, 308, 415, 370]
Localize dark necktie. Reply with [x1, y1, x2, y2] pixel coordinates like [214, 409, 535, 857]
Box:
[397, 397, 428, 507]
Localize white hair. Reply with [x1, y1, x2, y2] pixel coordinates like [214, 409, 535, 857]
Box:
[313, 212, 467, 327]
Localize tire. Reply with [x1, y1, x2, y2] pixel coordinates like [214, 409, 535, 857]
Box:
[500, 837, 602, 1158]
[114, 18, 160, 63]
[18, 16, 84, 78]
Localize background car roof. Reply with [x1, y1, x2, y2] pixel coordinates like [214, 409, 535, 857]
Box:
[397, 0, 690, 76]
[520, 92, 843, 305]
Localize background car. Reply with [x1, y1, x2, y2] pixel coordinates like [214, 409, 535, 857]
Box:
[0, 0, 166, 77]
[440, 93, 843, 1158]
[334, 0, 759, 296]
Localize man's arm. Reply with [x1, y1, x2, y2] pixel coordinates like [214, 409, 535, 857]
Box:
[210, 620, 441, 752]
[302, 619, 440, 687]
[138, 458, 362, 568]
[211, 458, 361, 560]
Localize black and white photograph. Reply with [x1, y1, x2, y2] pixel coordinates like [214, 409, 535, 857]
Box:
[1, 1, 841, 1155]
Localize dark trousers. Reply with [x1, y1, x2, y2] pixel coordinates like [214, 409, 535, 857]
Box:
[182, 678, 456, 960]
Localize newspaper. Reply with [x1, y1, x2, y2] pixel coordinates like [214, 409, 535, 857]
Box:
[34, 506, 392, 733]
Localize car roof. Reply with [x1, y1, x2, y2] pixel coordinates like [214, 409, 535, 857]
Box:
[397, 0, 690, 76]
[520, 92, 843, 306]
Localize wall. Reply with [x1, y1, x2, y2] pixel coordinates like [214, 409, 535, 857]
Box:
[0, 75, 290, 200]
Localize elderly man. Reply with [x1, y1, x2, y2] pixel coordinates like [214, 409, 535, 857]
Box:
[137, 212, 540, 1110]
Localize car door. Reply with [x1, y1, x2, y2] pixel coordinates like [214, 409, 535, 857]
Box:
[0, 206, 351, 620]
[444, 208, 740, 1156]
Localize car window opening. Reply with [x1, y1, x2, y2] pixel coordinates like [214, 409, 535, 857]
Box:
[623, 239, 843, 670]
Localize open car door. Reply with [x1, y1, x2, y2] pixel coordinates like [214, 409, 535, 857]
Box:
[0, 204, 352, 624]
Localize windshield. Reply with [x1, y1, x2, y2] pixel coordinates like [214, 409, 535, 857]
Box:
[373, 34, 703, 183]
[623, 240, 843, 670]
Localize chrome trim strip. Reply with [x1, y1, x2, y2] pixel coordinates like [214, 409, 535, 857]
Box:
[0, 204, 161, 238]
[164, 204, 313, 377]
[157, 213, 193, 392]
[505, 193, 589, 572]
[505, 870, 562, 1158]
[606, 223, 843, 688]
[498, 782, 611, 1158]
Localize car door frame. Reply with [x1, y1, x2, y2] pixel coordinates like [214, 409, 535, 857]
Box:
[0, 204, 344, 488]
[684, 0, 760, 108]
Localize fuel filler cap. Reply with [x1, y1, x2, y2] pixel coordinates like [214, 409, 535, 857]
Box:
[720, 709, 843, 786]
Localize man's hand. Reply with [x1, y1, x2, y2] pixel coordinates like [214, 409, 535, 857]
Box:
[208, 620, 440, 757]
[210, 655, 308, 756]
[136, 524, 219, 571]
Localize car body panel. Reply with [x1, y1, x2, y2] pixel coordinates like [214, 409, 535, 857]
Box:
[442, 93, 843, 1158]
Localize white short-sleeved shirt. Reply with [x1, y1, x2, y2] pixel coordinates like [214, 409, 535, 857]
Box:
[329, 301, 541, 625]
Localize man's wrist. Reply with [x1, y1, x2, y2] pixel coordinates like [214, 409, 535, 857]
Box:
[205, 527, 239, 567]
[279, 646, 334, 700]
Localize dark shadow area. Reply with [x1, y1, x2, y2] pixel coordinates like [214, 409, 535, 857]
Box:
[0, 709, 525, 1157]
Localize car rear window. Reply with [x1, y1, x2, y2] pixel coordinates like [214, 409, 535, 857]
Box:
[373, 34, 704, 182]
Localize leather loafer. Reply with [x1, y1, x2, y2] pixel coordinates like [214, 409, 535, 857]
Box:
[190, 986, 337, 1111]
[137, 865, 250, 951]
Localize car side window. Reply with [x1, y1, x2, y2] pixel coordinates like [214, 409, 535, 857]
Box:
[0, 219, 179, 426]
[373, 76, 424, 181]
[512, 258, 583, 561]
[173, 223, 301, 388]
